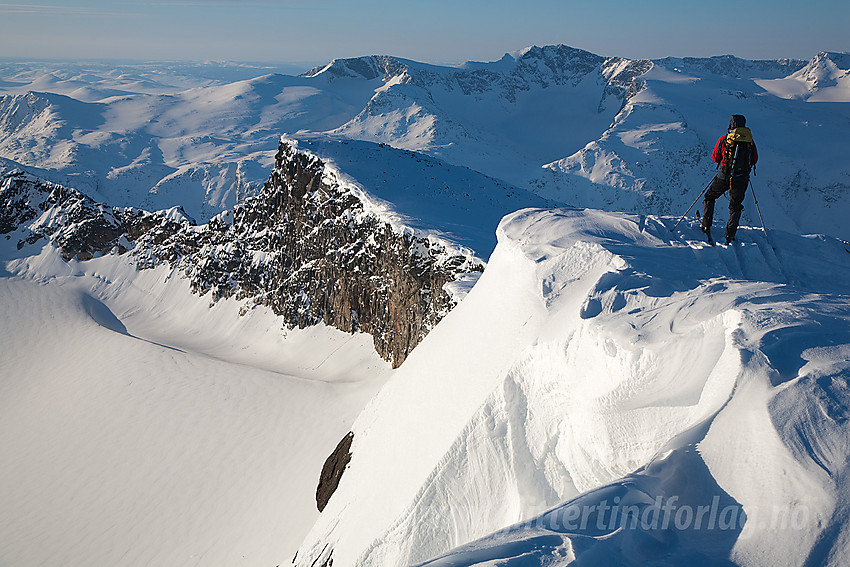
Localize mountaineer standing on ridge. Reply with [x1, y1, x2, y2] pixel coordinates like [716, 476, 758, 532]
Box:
[701, 114, 758, 245]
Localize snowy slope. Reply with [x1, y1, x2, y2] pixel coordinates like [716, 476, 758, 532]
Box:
[283, 134, 550, 256]
[294, 208, 850, 566]
[0, 59, 314, 100]
[756, 52, 850, 102]
[0, 232, 392, 566]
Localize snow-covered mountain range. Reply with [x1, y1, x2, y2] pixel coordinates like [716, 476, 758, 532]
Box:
[2, 45, 850, 567]
[2, 46, 849, 238]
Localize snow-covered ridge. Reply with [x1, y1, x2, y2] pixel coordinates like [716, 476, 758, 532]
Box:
[0, 139, 487, 367]
[305, 45, 631, 91]
[280, 134, 550, 256]
[294, 207, 850, 566]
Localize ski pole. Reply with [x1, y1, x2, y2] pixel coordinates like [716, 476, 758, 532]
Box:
[671, 178, 713, 231]
[748, 179, 769, 239]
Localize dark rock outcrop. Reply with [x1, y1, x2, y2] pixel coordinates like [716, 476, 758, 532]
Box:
[248, 142, 481, 366]
[316, 432, 354, 512]
[1, 141, 482, 367]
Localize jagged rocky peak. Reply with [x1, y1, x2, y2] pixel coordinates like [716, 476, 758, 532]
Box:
[514, 44, 606, 77]
[0, 140, 483, 368]
[797, 51, 850, 87]
[303, 55, 409, 81]
[267, 140, 483, 366]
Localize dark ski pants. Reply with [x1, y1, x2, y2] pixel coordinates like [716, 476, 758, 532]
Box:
[702, 174, 748, 241]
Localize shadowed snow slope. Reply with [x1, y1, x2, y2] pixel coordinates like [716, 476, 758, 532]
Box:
[294, 208, 850, 566]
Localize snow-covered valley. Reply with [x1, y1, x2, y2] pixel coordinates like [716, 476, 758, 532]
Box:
[2, 46, 850, 566]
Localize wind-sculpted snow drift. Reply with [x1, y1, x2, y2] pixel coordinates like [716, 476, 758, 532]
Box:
[295, 208, 850, 566]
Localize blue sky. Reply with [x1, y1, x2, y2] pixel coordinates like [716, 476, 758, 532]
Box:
[1, 0, 848, 68]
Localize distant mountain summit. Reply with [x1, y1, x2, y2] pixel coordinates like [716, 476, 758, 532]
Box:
[796, 51, 850, 92]
[304, 55, 406, 81]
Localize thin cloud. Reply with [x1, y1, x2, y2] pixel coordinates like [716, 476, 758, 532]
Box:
[0, 3, 87, 12]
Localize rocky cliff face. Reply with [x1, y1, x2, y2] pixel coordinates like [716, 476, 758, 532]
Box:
[1, 140, 482, 367]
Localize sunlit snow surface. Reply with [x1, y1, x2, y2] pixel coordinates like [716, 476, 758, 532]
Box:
[295, 209, 850, 566]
